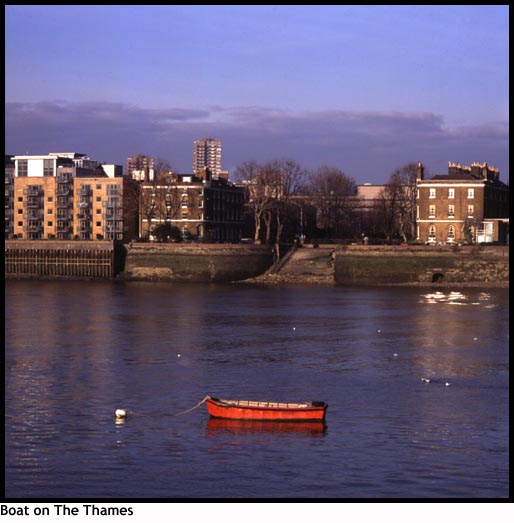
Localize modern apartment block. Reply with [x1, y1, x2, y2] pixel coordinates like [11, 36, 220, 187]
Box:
[126, 154, 155, 181]
[140, 169, 244, 242]
[416, 162, 509, 244]
[193, 138, 222, 179]
[5, 153, 138, 242]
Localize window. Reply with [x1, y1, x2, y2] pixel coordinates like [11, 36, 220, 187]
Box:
[48, 196, 53, 202]
[96, 184, 101, 190]
[17, 160, 28, 177]
[47, 208, 53, 214]
[18, 209, 23, 214]
[47, 221, 53, 227]
[428, 225, 436, 239]
[96, 209, 101, 214]
[429, 205, 435, 218]
[448, 188, 455, 199]
[468, 188, 474, 199]
[18, 196, 23, 202]
[96, 196, 101, 202]
[448, 225, 455, 240]
[96, 222, 101, 227]
[468, 205, 474, 217]
[448, 205, 454, 218]
[429, 188, 436, 199]
[43, 159, 54, 177]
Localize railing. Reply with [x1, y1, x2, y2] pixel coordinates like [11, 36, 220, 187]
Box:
[265, 242, 298, 275]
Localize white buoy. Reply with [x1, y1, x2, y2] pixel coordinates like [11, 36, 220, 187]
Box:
[445, 382, 451, 387]
[421, 378, 430, 384]
[393, 353, 398, 357]
[115, 409, 127, 419]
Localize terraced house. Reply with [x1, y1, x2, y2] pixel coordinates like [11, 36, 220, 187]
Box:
[139, 168, 244, 242]
[416, 161, 509, 244]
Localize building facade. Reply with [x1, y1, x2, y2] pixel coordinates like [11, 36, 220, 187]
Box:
[140, 170, 244, 242]
[416, 162, 509, 244]
[126, 154, 155, 181]
[5, 153, 138, 242]
[193, 138, 222, 179]
[5, 155, 16, 239]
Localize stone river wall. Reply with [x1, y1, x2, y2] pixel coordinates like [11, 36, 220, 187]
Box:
[5, 241, 508, 286]
[120, 243, 274, 282]
[334, 245, 509, 286]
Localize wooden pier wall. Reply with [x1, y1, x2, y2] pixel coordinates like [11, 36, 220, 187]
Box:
[5, 241, 117, 279]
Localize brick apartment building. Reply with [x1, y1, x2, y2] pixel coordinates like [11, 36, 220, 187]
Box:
[139, 168, 244, 242]
[416, 161, 509, 244]
[5, 153, 138, 242]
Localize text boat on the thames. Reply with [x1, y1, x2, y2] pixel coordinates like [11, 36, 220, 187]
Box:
[205, 396, 327, 422]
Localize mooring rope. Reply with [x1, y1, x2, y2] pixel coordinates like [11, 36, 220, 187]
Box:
[115, 396, 211, 420]
[173, 395, 211, 417]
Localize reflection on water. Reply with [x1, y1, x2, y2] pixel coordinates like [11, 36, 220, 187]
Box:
[206, 418, 327, 436]
[5, 281, 509, 499]
[419, 290, 496, 306]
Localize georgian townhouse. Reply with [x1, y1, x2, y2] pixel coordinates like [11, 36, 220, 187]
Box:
[416, 162, 509, 244]
[139, 169, 244, 242]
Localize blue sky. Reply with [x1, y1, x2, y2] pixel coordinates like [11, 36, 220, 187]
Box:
[5, 5, 509, 184]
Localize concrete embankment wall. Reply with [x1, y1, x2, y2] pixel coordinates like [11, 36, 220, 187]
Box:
[5, 241, 274, 282]
[121, 243, 274, 282]
[334, 245, 509, 285]
[5, 241, 508, 285]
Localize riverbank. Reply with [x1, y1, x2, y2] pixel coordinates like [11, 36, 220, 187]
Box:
[238, 273, 508, 288]
[5, 241, 508, 287]
[334, 244, 508, 286]
[239, 244, 509, 288]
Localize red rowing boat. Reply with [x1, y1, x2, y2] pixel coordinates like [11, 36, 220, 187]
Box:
[205, 396, 327, 422]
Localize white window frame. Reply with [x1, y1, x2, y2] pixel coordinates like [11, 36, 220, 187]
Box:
[447, 225, 455, 241]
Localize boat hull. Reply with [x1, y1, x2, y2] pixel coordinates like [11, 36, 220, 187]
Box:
[205, 397, 327, 422]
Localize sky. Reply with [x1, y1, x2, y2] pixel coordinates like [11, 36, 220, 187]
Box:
[4, 5, 509, 184]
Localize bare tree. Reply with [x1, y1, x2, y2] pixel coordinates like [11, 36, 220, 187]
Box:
[234, 160, 275, 243]
[138, 160, 175, 238]
[265, 159, 306, 251]
[308, 166, 357, 238]
[382, 163, 418, 242]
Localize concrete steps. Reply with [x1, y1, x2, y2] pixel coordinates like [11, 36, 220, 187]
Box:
[277, 245, 335, 280]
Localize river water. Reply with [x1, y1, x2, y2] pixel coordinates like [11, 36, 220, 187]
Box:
[4, 280, 509, 499]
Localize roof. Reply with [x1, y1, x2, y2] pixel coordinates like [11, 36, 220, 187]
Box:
[430, 173, 480, 181]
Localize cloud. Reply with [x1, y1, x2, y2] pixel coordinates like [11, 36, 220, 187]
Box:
[5, 101, 509, 184]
